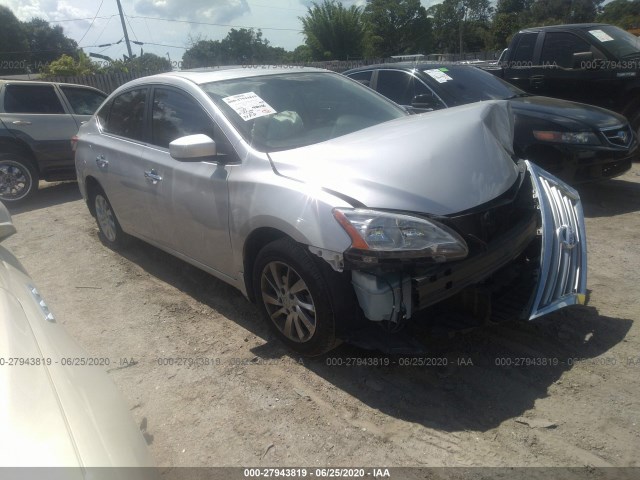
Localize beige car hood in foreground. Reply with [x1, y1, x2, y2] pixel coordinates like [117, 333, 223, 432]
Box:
[0, 243, 155, 474]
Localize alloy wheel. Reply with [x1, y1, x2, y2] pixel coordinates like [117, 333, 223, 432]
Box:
[95, 194, 117, 243]
[260, 261, 317, 343]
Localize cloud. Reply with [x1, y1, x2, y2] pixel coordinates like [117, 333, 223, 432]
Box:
[0, 0, 92, 33]
[134, 0, 250, 24]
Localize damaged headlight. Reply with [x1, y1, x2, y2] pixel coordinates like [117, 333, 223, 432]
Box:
[333, 208, 468, 262]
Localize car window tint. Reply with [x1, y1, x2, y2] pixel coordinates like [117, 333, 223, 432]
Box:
[60, 86, 106, 115]
[103, 88, 147, 141]
[376, 70, 416, 105]
[512, 33, 537, 63]
[3, 84, 65, 114]
[421, 66, 522, 106]
[540, 32, 594, 68]
[347, 70, 373, 87]
[376, 70, 442, 107]
[151, 88, 215, 149]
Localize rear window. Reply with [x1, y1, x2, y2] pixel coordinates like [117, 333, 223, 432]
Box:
[3, 84, 65, 114]
[60, 86, 106, 115]
[422, 66, 523, 106]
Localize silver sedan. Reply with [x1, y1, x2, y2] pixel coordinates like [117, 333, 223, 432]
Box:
[75, 68, 587, 355]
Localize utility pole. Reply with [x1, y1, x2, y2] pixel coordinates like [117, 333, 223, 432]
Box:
[115, 0, 133, 59]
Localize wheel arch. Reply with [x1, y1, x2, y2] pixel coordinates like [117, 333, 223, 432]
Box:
[0, 138, 39, 173]
[242, 227, 290, 303]
[84, 175, 102, 217]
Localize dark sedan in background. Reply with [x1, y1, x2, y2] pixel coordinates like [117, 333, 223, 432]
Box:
[344, 63, 638, 184]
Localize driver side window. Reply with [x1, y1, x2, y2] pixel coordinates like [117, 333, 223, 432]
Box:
[151, 87, 236, 159]
[151, 88, 215, 148]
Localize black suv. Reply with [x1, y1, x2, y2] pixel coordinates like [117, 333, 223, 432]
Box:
[0, 80, 106, 202]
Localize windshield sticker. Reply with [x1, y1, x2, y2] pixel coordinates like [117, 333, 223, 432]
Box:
[222, 92, 277, 121]
[425, 68, 453, 83]
[588, 29, 614, 42]
[439, 67, 449, 72]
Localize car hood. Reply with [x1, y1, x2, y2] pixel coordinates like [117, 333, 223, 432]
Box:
[0, 244, 155, 474]
[268, 101, 519, 216]
[509, 95, 628, 130]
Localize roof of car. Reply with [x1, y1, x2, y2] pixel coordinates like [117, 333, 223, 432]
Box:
[345, 62, 474, 73]
[518, 23, 608, 33]
[0, 79, 106, 92]
[143, 67, 330, 86]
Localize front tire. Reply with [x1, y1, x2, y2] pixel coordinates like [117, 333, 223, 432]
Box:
[92, 187, 129, 248]
[0, 154, 38, 203]
[253, 238, 337, 356]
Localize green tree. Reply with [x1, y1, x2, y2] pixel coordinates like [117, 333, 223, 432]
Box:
[597, 0, 640, 29]
[429, 0, 493, 54]
[98, 53, 171, 74]
[300, 0, 366, 60]
[363, 0, 432, 57]
[40, 52, 97, 78]
[23, 17, 79, 72]
[490, 0, 534, 48]
[288, 45, 314, 62]
[529, 0, 602, 24]
[0, 6, 29, 75]
[182, 28, 287, 68]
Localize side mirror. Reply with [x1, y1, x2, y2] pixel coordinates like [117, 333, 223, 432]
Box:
[410, 94, 442, 111]
[169, 134, 217, 161]
[572, 51, 593, 69]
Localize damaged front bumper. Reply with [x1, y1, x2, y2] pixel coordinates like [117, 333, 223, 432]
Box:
[345, 160, 587, 325]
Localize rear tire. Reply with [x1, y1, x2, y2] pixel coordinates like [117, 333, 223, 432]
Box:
[0, 154, 38, 203]
[253, 238, 338, 356]
[91, 187, 129, 249]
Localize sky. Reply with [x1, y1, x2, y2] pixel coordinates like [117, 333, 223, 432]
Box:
[0, 0, 440, 65]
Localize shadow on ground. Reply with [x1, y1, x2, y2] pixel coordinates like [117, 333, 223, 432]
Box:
[108, 234, 632, 434]
[6, 181, 81, 215]
[577, 177, 640, 218]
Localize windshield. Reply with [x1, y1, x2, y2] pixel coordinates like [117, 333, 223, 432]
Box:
[586, 25, 640, 58]
[201, 72, 406, 152]
[424, 66, 525, 106]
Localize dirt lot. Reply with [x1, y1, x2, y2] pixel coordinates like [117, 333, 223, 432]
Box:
[5, 164, 640, 471]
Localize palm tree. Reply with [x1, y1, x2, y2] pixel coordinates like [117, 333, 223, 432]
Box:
[300, 0, 366, 60]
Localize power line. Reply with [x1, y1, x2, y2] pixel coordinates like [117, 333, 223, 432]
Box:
[49, 15, 116, 23]
[90, 15, 113, 46]
[77, 0, 105, 45]
[126, 15, 302, 32]
[133, 41, 189, 50]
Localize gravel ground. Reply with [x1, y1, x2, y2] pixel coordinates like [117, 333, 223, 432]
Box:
[5, 164, 640, 471]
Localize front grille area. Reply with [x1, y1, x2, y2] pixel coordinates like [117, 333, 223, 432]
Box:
[602, 125, 633, 148]
[525, 160, 587, 319]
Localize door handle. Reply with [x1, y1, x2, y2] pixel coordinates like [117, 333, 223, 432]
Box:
[144, 169, 163, 185]
[12, 120, 32, 126]
[96, 155, 108, 169]
[530, 75, 544, 88]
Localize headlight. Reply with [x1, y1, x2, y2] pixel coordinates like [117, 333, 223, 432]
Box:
[333, 208, 468, 262]
[533, 130, 600, 145]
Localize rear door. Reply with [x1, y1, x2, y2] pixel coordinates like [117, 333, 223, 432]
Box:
[58, 85, 107, 127]
[89, 87, 156, 240]
[0, 83, 78, 173]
